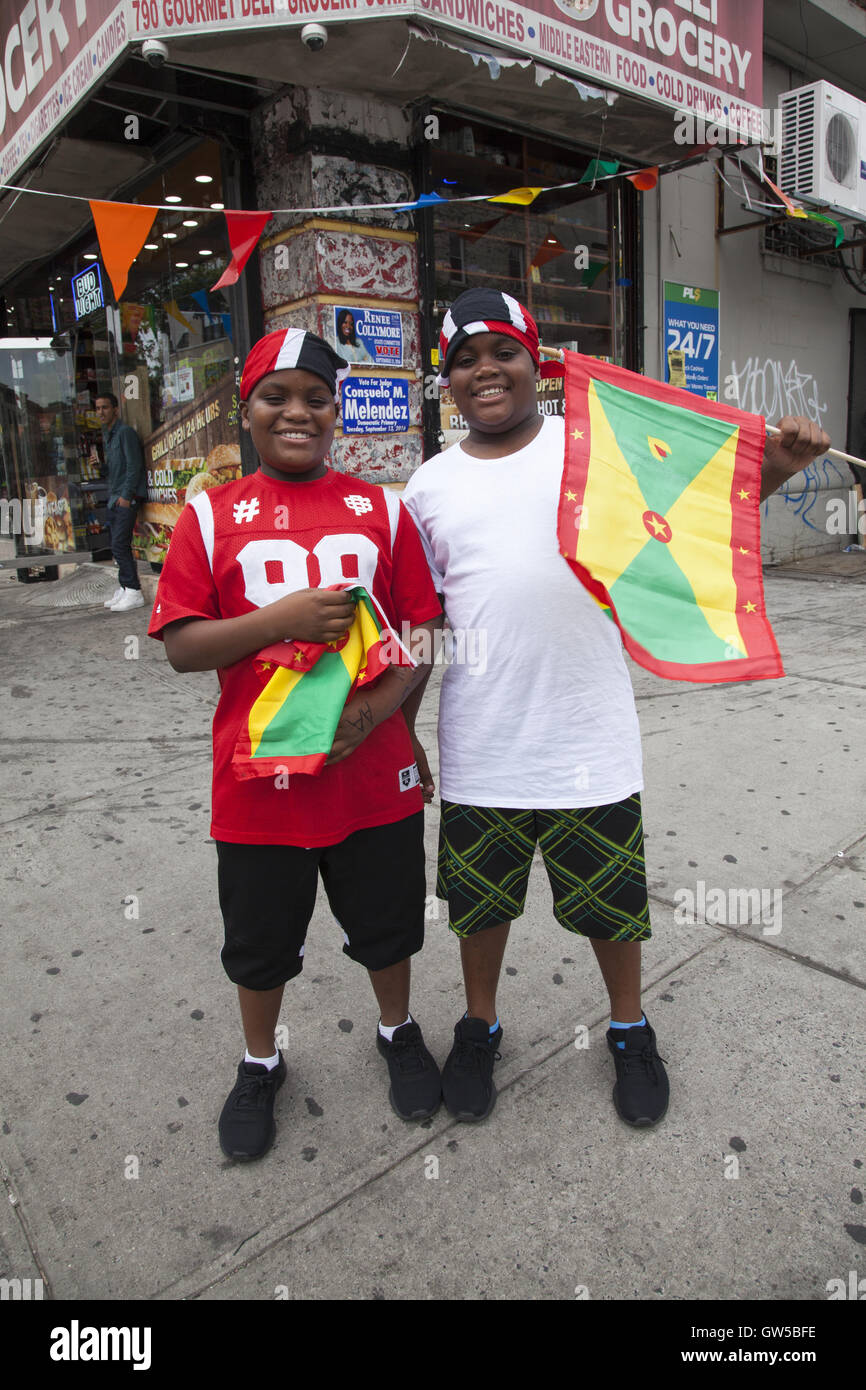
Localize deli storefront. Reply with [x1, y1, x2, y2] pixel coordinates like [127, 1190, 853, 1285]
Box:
[0, 138, 245, 576]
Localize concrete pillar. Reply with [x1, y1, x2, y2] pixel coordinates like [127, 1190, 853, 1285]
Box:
[251, 87, 423, 482]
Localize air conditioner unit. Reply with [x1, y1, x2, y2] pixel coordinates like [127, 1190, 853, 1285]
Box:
[779, 80, 863, 220]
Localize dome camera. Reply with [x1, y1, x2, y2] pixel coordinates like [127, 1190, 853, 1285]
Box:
[300, 23, 327, 51]
[141, 39, 169, 68]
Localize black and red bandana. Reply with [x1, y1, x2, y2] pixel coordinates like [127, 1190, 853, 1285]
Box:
[438, 289, 543, 386]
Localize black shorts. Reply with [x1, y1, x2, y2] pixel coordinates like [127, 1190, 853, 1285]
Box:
[217, 812, 426, 990]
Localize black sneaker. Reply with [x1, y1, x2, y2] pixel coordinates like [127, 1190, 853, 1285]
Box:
[218, 1053, 287, 1160]
[376, 1020, 442, 1120]
[606, 1016, 669, 1127]
[441, 1016, 502, 1122]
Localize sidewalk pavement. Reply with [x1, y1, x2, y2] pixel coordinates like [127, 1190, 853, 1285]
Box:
[0, 559, 863, 1302]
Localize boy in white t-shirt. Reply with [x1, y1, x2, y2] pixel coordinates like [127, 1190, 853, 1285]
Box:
[402, 289, 830, 1128]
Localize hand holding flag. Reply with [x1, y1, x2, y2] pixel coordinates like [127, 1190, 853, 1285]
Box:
[233, 585, 414, 780]
[760, 416, 833, 500]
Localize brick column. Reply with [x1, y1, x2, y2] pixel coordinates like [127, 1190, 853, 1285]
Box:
[251, 87, 423, 482]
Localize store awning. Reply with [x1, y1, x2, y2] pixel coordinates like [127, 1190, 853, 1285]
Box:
[160, 18, 697, 167]
[0, 137, 153, 288]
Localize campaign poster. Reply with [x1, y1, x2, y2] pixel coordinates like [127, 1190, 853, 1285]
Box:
[663, 283, 720, 400]
[332, 308, 404, 368]
[341, 377, 410, 434]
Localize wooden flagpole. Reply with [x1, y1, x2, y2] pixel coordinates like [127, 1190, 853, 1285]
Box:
[537, 345, 866, 471]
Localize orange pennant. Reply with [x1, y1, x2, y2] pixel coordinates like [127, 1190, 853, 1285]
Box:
[211, 211, 272, 291]
[627, 166, 659, 191]
[762, 173, 798, 214]
[90, 201, 158, 301]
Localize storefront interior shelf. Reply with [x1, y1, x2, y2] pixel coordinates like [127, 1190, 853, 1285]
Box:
[536, 319, 611, 330]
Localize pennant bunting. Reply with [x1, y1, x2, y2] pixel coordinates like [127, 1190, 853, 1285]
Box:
[458, 217, 504, 242]
[89, 200, 157, 301]
[763, 173, 800, 215]
[801, 211, 845, 246]
[488, 186, 543, 205]
[627, 167, 659, 191]
[398, 192, 447, 210]
[530, 236, 568, 270]
[190, 289, 213, 318]
[165, 300, 194, 333]
[579, 158, 620, 186]
[232, 585, 413, 780]
[211, 210, 272, 291]
[557, 350, 783, 684]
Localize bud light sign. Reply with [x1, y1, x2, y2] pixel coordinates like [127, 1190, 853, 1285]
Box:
[72, 265, 105, 321]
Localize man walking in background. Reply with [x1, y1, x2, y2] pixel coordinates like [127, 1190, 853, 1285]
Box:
[96, 392, 146, 613]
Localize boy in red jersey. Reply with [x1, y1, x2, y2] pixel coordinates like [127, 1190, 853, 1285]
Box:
[148, 328, 443, 1160]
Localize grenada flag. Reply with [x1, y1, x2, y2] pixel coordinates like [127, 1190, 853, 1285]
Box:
[555, 350, 784, 683]
[232, 585, 413, 780]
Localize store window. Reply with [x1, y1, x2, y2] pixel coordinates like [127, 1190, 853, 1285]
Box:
[1, 139, 242, 573]
[0, 341, 78, 574]
[427, 114, 635, 447]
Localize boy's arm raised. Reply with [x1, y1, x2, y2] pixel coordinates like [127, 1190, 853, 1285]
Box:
[162, 588, 356, 673]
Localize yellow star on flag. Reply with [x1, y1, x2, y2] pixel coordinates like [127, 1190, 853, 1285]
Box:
[743, 601, 757, 613]
[571, 429, 585, 440]
[739, 547, 749, 555]
[737, 489, 750, 501]
[565, 490, 577, 501]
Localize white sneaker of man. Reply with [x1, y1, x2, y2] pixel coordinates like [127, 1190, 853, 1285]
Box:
[110, 588, 145, 612]
[104, 586, 124, 608]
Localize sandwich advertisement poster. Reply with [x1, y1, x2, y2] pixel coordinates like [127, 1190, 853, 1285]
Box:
[134, 378, 241, 567]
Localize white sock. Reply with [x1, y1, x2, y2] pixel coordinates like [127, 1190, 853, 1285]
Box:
[244, 1048, 279, 1070]
[378, 1014, 412, 1042]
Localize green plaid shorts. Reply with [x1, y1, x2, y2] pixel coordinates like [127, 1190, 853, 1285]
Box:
[436, 795, 652, 941]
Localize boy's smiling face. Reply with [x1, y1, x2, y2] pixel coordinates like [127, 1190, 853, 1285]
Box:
[447, 332, 540, 444]
[241, 368, 337, 481]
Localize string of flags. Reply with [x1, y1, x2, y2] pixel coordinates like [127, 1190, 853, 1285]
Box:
[0, 150, 846, 304]
[0, 158, 656, 301]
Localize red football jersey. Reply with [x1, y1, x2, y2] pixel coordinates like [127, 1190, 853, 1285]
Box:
[148, 468, 441, 845]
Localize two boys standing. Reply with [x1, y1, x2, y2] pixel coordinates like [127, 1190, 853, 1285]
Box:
[149, 295, 830, 1161]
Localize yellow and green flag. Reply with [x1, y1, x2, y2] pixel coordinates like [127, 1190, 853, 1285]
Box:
[232, 585, 412, 780]
[556, 351, 783, 683]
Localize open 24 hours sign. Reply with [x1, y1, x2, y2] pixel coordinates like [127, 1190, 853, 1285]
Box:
[663, 282, 720, 400]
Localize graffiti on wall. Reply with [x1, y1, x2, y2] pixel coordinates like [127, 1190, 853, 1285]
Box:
[724, 356, 846, 529]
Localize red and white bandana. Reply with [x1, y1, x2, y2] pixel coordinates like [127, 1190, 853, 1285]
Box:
[241, 328, 350, 401]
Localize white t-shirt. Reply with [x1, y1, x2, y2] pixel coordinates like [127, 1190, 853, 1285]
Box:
[402, 415, 644, 808]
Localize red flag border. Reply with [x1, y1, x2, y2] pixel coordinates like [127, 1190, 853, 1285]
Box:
[557, 351, 785, 685]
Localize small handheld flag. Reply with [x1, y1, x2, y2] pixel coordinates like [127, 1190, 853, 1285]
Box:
[233, 585, 413, 780]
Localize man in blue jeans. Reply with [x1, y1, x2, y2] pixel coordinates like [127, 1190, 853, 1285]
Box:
[96, 393, 147, 613]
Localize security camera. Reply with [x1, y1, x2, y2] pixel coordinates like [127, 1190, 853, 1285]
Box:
[300, 23, 327, 51]
[141, 39, 169, 68]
